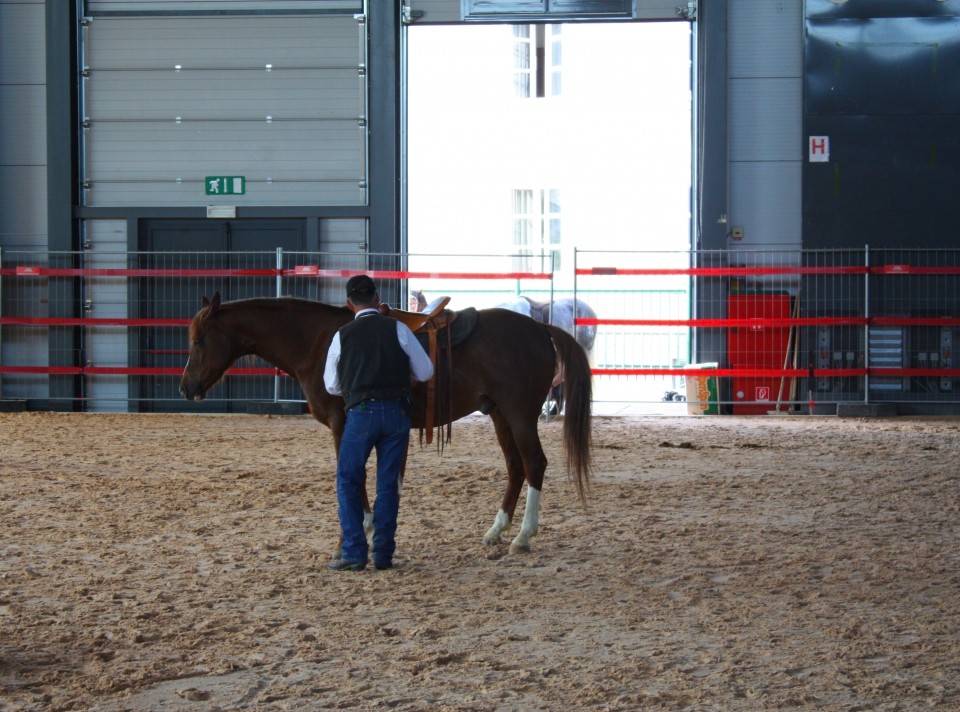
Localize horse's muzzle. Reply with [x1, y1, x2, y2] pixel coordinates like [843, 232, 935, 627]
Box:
[179, 382, 206, 402]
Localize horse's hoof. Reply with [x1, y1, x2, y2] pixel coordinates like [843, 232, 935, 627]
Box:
[483, 534, 502, 546]
[509, 542, 532, 555]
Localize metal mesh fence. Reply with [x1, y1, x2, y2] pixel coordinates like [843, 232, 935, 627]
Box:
[2, 246, 958, 413]
[575, 247, 959, 414]
[0, 249, 552, 411]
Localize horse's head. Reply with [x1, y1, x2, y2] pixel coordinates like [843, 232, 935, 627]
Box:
[179, 292, 237, 402]
[409, 289, 427, 312]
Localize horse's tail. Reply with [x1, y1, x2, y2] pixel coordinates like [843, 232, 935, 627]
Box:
[546, 324, 593, 505]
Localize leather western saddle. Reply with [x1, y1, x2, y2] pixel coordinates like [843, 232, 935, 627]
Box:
[379, 295, 450, 332]
[379, 296, 456, 446]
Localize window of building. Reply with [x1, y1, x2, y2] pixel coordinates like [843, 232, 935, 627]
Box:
[512, 25, 562, 98]
[513, 188, 561, 271]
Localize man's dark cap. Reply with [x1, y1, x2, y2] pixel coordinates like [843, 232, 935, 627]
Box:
[346, 274, 377, 301]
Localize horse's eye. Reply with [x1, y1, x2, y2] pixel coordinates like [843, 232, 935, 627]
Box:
[193, 338, 204, 346]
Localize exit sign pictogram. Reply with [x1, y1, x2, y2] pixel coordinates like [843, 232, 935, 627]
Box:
[205, 176, 245, 195]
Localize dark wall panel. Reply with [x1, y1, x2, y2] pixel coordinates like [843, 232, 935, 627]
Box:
[806, 19, 960, 116]
[806, 0, 960, 20]
[804, 115, 960, 247]
[803, 12, 960, 249]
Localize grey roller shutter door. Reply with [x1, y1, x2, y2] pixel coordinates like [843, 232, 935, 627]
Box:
[81, 13, 366, 207]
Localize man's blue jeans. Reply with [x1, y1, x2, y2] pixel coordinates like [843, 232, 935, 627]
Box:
[336, 399, 410, 565]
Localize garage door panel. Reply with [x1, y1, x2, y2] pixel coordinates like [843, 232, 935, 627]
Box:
[86, 72, 359, 119]
[88, 123, 359, 173]
[85, 2, 361, 17]
[85, 15, 360, 68]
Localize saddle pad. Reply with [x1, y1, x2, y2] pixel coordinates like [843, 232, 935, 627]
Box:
[415, 307, 478, 352]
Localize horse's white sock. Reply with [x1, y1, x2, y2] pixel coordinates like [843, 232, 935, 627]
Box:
[518, 487, 540, 538]
[484, 508, 511, 545]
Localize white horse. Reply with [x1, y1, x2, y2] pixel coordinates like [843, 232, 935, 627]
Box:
[496, 295, 597, 414]
[496, 295, 597, 355]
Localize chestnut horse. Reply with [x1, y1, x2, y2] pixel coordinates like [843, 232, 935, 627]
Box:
[179, 293, 592, 555]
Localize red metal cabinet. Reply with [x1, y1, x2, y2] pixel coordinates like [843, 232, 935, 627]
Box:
[728, 294, 792, 414]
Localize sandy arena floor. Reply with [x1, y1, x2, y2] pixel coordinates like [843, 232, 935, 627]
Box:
[1, 411, 958, 711]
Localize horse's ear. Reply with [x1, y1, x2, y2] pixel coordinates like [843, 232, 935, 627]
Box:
[200, 292, 221, 316]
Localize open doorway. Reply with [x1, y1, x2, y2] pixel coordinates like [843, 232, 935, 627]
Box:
[406, 22, 692, 265]
[405, 21, 694, 412]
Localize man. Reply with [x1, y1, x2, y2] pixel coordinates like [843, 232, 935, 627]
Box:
[323, 275, 435, 571]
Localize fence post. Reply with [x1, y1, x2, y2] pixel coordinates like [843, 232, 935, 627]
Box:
[549, 250, 555, 326]
[274, 247, 283, 403]
[863, 244, 870, 404]
[572, 247, 578, 310]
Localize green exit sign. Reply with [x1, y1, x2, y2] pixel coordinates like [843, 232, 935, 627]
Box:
[205, 176, 245, 195]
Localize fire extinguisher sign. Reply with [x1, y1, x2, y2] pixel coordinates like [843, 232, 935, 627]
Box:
[756, 386, 771, 401]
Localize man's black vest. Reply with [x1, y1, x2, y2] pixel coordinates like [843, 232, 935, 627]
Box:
[337, 313, 412, 410]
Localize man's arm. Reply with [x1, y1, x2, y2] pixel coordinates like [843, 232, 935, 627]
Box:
[397, 322, 434, 383]
[323, 332, 343, 395]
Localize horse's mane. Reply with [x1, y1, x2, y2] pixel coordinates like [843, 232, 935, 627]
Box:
[190, 296, 348, 340]
[220, 296, 345, 313]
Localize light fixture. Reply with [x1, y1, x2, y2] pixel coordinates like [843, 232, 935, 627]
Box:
[206, 205, 236, 219]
